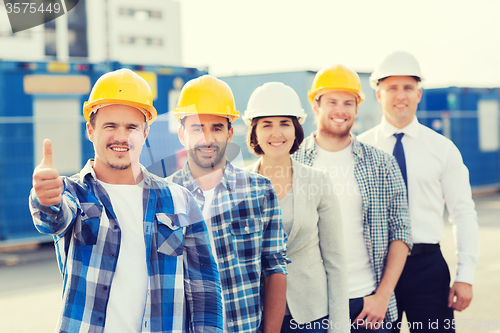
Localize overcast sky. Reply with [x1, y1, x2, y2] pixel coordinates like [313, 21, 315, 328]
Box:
[180, 0, 500, 88]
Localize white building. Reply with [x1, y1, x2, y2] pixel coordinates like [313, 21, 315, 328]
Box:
[0, 0, 182, 65]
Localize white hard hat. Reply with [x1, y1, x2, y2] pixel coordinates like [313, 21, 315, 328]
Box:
[370, 51, 424, 90]
[243, 82, 307, 126]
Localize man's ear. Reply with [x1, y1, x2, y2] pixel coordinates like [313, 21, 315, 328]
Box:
[227, 127, 234, 143]
[178, 126, 186, 146]
[87, 123, 94, 142]
[375, 89, 382, 103]
[312, 100, 320, 116]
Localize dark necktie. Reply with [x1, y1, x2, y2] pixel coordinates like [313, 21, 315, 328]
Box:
[393, 133, 408, 190]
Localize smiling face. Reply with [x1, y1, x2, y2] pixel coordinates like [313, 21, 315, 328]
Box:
[313, 90, 357, 139]
[254, 116, 296, 159]
[179, 114, 233, 171]
[87, 104, 148, 178]
[376, 76, 422, 129]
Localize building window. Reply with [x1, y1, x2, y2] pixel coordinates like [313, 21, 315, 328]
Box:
[119, 36, 163, 47]
[118, 7, 162, 20]
[44, 26, 57, 57]
[67, 0, 88, 57]
[44, 0, 87, 58]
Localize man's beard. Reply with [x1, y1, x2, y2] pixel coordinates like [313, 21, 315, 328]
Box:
[318, 123, 351, 140]
[188, 142, 228, 170]
[106, 141, 132, 170]
[108, 162, 131, 170]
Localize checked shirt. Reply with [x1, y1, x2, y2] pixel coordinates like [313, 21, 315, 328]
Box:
[29, 160, 223, 333]
[292, 133, 412, 322]
[167, 162, 288, 333]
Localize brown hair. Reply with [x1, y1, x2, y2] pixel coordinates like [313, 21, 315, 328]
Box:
[247, 116, 304, 155]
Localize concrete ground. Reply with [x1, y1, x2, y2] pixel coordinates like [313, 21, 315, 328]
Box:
[0, 192, 499, 333]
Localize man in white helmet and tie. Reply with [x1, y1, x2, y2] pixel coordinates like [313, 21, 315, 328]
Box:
[358, 51, 480, 332]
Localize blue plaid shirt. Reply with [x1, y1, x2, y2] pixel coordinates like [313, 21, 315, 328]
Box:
[292, 133, 412, 322]
[29, 160, 223, 333]
[167, 162, 288, 333]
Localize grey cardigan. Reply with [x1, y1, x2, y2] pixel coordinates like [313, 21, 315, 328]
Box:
[246, 158, 349, 332]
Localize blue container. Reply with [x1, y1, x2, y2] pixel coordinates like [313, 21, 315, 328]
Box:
[418, 87, 500, 189]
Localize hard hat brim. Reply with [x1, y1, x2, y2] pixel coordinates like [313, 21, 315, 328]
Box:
[242, 113, 307, 126]
[308, 88, 365, 105]
[173, 108, 240, 123]
[83, 98, 158, 125]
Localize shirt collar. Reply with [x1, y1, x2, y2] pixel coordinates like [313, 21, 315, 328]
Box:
[308, 131, 365, 159]
[350, 134, 365, 159]
[303, 132, 317, 154]
[380, 116, 420, 139]
[79, 159, 152, 187]
[178, 160, 238, 193]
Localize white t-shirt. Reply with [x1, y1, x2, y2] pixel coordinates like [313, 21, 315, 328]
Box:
[313, 143, 377, 299]
[99, 180, 148, 333]
[202, 188, 218, 264]
[202, 188, 229, 333]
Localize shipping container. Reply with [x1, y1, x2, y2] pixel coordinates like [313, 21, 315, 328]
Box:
[417, 87, 500, 189]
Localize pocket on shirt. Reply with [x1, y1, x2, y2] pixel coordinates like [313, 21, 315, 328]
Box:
[73, 202, 103, 246]
[230, 219, 263, 263]
[156, 213, 184, 257]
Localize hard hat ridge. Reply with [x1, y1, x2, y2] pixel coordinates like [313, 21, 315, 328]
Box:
[173, 75, 239, 122]
[83, 68, 157, 125]
[243, 82, 307, 126]
[370, 51, 424, 89]
[308, 64, 365, 104]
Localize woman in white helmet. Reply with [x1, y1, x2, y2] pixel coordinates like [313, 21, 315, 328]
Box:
[244, 82, 349, 332]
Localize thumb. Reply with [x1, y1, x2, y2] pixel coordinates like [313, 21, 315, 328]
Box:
[447, 287, 455, 308]
[42, 139, 54, 168]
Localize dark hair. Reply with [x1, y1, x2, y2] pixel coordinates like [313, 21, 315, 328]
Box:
[179, 115, 232, 130]
[247, 116, 304, 155]
[89, 108, 148, 132]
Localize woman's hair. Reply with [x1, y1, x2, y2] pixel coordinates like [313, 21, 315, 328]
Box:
[246, 116, 304, 155]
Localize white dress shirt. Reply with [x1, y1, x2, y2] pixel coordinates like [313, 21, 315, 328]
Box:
[358, 116, 480, 285]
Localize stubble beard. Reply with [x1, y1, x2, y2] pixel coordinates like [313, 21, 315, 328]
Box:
[107, 161, 132, 170]
[189, 143, 227, 170]
[319, 121, 351, 141]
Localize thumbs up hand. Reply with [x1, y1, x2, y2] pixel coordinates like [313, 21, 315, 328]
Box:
[33, 139, 63, 206]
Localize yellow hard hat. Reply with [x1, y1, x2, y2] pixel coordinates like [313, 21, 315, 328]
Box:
[308, 64, 365, 105]
[83, 68, 157, 125]
[173, 75, 239, 122]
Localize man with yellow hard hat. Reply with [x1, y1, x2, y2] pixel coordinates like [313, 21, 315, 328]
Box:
[359, 51, 479, 332]
[292, 65, 412, 332]
[167, 75, 288, 333]
[29, 68, 223, 332]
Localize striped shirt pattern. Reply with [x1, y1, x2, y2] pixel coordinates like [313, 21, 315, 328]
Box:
[292, 133, 412, 322]
[167, 162, 288, 333]
[29, 160, 223, 333]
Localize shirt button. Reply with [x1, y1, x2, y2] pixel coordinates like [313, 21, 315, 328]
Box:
[244, 226, 249, 232]
[111, 254, 115, 258]
[98, 317, 103, 321]
[81, 212, 85, 216]
[103, 286, 108, 291]
[114, 225, 118, 230]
